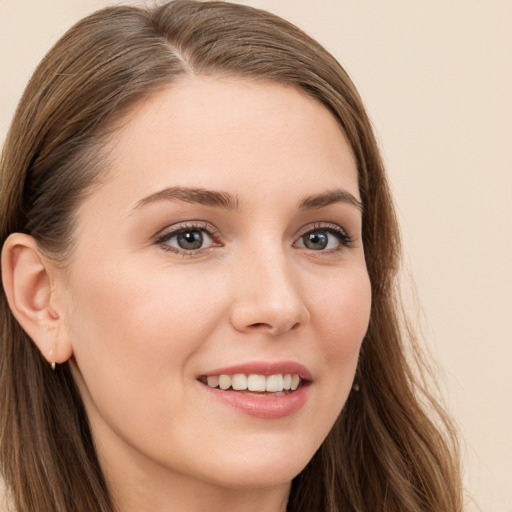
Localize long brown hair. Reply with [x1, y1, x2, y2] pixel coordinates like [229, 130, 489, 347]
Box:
[0, 1, 462, 511]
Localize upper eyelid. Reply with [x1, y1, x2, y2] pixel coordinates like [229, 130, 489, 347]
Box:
[154, 221, 219, 241]
[294, 222, 349, 238]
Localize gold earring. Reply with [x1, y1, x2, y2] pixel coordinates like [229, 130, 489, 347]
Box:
[49, 347, 56, 371]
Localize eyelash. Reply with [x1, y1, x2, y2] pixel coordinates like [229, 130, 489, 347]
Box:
[295, 223, 353, 253]
[155, 221, 353, 256]
[155, 222, 221, 256]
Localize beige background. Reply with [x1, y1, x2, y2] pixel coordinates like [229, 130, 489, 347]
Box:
[1, 1, 511, 510]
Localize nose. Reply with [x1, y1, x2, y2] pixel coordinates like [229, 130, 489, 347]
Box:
[230, 246, 311, 337]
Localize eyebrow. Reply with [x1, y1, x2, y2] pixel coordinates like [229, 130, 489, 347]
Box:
[133, 186, 362, 212]
[298, 189, 363, 211]
[133, 186, 239, 211]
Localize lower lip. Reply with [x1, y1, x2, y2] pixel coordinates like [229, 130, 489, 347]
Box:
[200, 383, 310, 419]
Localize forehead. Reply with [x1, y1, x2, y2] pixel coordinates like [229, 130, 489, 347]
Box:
[90, 76, 359, 213]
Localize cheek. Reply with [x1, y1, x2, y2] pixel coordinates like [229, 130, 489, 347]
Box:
[64, 261, 226, 388]
[63, 261, 231, 450]
[314, 267, 372, 358]
[308, 265, 371, 419]
[291, 266, 370, 453]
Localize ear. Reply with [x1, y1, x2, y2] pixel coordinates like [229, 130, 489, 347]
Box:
[1, 233, 73, 366]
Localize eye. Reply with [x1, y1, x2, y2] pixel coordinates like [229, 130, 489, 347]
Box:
[172, 229, 212, 250]
[294, 225, 352, 252]
[156, 223, 218, 254]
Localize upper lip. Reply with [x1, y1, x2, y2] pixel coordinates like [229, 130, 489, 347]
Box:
[199, 361, 312, 381]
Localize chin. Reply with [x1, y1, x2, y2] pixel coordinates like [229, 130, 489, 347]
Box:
[205, 462, 304, 490]
[194, 436, 318, 490]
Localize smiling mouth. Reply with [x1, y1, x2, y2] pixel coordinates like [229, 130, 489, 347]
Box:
[198, 373, 303, 395]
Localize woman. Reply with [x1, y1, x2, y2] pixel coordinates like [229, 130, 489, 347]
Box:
[0, 1, 462, 511]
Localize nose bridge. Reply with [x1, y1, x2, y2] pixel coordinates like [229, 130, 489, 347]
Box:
[230, 238, 310, 335]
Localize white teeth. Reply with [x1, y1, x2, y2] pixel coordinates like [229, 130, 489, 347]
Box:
[231, 373, 247, 390]
[266, 374, 283, 392]
[205, 373, 302, 393]
[247, 374, 266, 392]
[218, 374, 231, 390]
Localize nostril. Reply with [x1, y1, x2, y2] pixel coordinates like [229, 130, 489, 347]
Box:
[247, 320, 302, 335]
[249, 322, 269, 329]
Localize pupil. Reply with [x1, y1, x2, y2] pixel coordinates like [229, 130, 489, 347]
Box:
[178, 231, 203, 250]
[305, 232, 328, 250]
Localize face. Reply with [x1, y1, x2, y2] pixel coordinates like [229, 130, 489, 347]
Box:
[56, 77, 371, 496]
